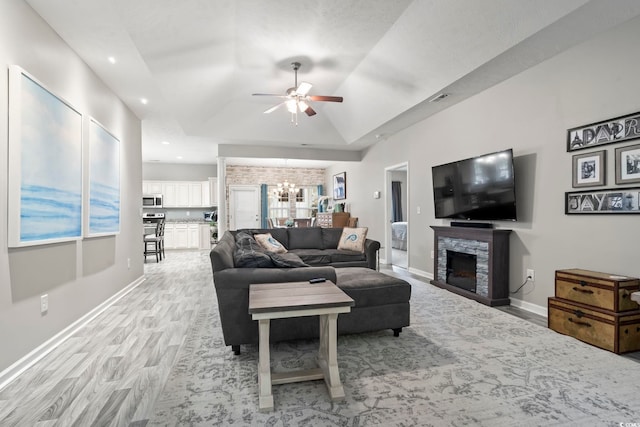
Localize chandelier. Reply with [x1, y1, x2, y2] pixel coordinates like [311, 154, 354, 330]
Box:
[274, 180, 295, 196]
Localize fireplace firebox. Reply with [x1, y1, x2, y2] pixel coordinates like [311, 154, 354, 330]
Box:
[446, 250, 477, 292]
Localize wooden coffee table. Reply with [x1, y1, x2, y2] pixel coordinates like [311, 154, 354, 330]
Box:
[248, 281, 355, 412]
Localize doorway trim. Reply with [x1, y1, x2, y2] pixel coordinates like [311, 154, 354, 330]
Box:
[384, 162, 409, 267]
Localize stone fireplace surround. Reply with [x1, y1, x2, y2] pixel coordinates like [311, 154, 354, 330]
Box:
[430, 226, 512, 306]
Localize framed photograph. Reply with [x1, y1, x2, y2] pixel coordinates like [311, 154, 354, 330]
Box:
[87, 118, 121, 237]
[333, 172, 346, 200]
[8, 66, 83, 247]
[566, 187, 640, 214]
[615, 143, 640, 185]
[567, 110, 640, 152]
[572, 150, 605, 188]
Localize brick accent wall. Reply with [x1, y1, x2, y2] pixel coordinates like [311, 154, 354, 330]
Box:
[224, 165, 326, 226]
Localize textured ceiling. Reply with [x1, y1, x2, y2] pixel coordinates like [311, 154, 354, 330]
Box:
[24, 0, 640, 165]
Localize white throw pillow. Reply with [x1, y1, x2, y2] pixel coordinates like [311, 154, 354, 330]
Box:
[337, 227, 368, 252]
[254, 233, 287, 254]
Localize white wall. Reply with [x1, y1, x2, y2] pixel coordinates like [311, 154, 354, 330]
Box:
[326, 15, 640, 311]
[0, 0, 142, 373]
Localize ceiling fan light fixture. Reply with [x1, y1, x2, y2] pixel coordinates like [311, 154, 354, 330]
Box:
[286, 99, 297, 114]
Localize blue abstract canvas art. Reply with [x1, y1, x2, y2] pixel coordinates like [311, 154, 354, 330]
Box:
[88, 120, 120, 236]
[8, 67, 83, 247]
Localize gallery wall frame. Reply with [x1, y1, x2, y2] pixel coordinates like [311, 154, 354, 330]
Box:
[87, 118, 121, 237]
[615, 143, 640, 185]
[565, 187, 640, 214]
[8, 66, 83, 247]
[572, 150, 605, 188]
[333, 172, 346, 200]
[567, 110, 640, 152]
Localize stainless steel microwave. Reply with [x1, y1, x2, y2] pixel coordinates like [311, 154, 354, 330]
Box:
[142, 194, 163, 208]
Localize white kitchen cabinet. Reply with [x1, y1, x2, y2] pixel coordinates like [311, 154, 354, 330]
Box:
[189, 182, 203, 207]
[162, 182, 177, 207]
[201, 181, 210, 207]
[187, 224, 200, 248]
[176, 183, 190, 207]
[143, 180, 215, 208]
[208, 177, 218, 206]
[164, 223, 175, 248]
[199, 224, 211, 249]
[143, 181, 163, 195]
[174, 223, 189, 248]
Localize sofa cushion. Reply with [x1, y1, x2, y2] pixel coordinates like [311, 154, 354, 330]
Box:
[268, 252, 310, 268]
[289, 249, 332, 266]
[287, 227, 323, 249]
[321, 228, 343, 249]
[254, 233, 287, 253]
[337, 227, 368, 252]
[322, 249, 367, 263]
[335, 267, 411, 306]
[234, 232, 274, 268]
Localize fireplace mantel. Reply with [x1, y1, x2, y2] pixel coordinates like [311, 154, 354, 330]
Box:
[430, 226, 512, 306]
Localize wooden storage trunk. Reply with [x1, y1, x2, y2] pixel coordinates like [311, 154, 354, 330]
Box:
[555, 269, 640, 312]
[548, 297, 640, 354]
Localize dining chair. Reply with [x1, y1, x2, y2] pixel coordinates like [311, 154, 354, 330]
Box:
[294, 218, 311, 228]
[267, 218, 275, 228]
[144, 221, 163, 262]
[348, 217, 359, 227]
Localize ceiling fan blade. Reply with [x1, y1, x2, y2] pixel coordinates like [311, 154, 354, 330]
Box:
[308, 95, 343, 103]
[264, 103, 284, 114]
[304, 106, 317, 116]
[296, 82, 313, 96]
[252, 93, 289, 98]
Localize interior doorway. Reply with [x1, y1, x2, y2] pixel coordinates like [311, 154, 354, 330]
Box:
[229, 185, 261, 230]
[384, 163, 409, 269]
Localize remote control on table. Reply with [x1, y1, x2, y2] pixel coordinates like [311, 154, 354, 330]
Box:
[309, 278, 326, 284]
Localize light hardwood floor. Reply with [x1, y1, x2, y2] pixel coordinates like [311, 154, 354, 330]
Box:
[1, 250, 635, 425]
[0, 250, 212, 426]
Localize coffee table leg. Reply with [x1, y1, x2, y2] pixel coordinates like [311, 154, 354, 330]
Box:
[318, 313, 345, 401]
[257, 319, 274, 411]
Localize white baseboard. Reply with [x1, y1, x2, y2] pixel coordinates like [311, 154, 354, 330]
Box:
[408, 267, 433, 280]
[509, 297, 548, 318]
[0, 275, 146, 391]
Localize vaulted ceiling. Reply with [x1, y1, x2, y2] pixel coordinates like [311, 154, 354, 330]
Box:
[25, 0, 640, 164]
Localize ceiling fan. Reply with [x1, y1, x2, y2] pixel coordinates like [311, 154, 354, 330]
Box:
[252, 62, 343, 125]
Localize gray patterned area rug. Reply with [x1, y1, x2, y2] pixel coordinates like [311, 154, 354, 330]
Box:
[149, 270, 640, 426]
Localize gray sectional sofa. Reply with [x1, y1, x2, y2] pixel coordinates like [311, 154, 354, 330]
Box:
[210, 227, 411, 355]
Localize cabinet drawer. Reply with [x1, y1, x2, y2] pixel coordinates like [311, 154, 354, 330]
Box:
[555, 269, 640, 312]
[548, 297, 640, 354]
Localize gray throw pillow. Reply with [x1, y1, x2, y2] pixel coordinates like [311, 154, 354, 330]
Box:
[268, 252, 310, 268]
[234, 232, 274, 267]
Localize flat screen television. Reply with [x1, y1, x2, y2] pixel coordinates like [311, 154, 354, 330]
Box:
[432, 148, 517, 221]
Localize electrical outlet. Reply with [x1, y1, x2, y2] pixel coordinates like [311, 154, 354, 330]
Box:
[526, 269, 535, 282]
[127, 258, 131, 269]
[417, 206, 421, 214]
[430, 250, 435, 259]
[40, 294, 48, 314]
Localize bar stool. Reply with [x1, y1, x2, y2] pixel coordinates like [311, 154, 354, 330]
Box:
[144, 221, 164, 262]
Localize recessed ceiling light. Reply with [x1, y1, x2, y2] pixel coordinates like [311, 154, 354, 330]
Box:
[140, 98, 148, 105]
[108, 56, 116, 64]
[176, 156, 183, 160]
[161, 141, 170, 145]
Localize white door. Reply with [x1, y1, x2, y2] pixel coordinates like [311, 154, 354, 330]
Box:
[229, 185, 261, 230]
